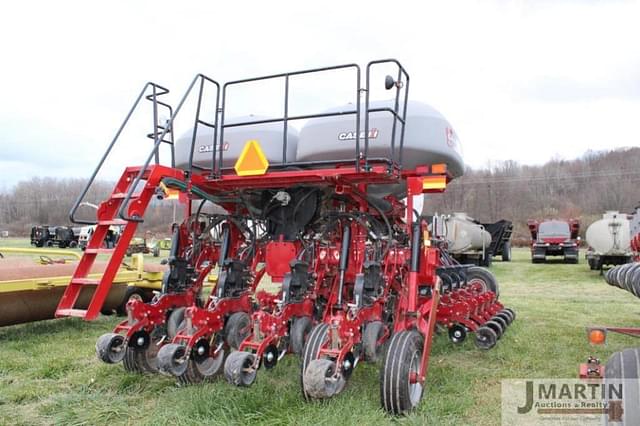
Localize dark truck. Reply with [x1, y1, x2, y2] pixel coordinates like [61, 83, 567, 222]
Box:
[30, 226, 78, 248]
[527, 219, 580, 264]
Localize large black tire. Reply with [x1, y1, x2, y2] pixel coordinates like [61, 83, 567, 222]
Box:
[166, 308, 186, 340]
[604, 347, 640, 425]
[466, 266, 499, 298]
[380, 330, 425, 415]
[224, 312, 251, 350]
[116, 287, 148, 316]
[502, 242, 512, 262]
[480, 254, 493, 268]
[363, 321, 386, 363]
[301, 323, 329, 401]
[290, 316, 313, 355]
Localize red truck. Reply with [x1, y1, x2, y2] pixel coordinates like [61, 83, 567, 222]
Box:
[527, 219, 580, 264]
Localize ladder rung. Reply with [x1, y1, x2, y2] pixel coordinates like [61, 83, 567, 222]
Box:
[111, 193, 140, 199]
[99, 219, 127, 226]
[56, 308, 87, 318]
[71, 278, 100, 286]
[84, 248, 115, 255]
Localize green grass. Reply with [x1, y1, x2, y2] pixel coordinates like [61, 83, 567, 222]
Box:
[1, 248, 639, 425]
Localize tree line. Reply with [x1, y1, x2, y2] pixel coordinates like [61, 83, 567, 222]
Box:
[1, 147, 639, 240]
[424, 147, 640, 242]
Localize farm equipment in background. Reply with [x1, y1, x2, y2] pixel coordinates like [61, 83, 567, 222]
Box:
[585, 211, 633, 271]
[527, 219, 580, 264]
[126, 234, 160, 257]
[78, 224, 121, 250]
[631, 204, 640, 262]
[59, 59, 515, 415]
[580, 261, 640, 423]
[30, 225, 79, 249]
[436, 213, 513, 266]
[0, 249, 164, 326]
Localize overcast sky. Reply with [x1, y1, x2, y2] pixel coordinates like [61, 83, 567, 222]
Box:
[1, 0, 639, 190]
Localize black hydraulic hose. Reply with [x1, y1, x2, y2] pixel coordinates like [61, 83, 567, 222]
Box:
[410, 221, 421, 272]
[337, 224, 351, 306]
[219, 223, 230, 265]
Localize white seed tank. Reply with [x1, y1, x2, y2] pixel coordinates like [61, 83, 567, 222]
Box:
[586, 211, 631, 255]
[174, 116, 299, 170]
[442, 212, 492, 253]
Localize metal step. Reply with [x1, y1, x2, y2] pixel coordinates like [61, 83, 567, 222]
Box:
[55, 308, 88, 318]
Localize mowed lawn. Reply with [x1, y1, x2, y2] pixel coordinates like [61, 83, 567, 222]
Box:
[1, 246, 639, 425]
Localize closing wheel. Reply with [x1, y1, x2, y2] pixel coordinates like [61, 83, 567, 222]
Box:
[448, 324, 467, 344]
[290, 316, 313, 355]
[380, 330, 425, 415]
[496, 311, 512, 325]
[123, 329, 162, 373]
[363, 321, 385, 362]
[224, 351, 258, 387]
[301, 323, 329, 401]
[224, 312, 251, 350]
[475, 326, 498, 350]
[96, 333, 126, 364]
[303, 358, 346, 399]
[493, 315, 509, 332]
[504, 308, 516, 322]
[484, 320, 504, 339]
[157, 343, 189, 377]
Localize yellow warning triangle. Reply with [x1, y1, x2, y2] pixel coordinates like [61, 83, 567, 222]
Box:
[234, 140, 269, 176]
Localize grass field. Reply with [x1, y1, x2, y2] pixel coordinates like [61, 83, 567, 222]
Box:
[1, 244, 639, 425]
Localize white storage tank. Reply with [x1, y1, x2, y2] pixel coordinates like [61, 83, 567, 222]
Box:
[443, 212, 492, 253]
[174, 116, 299, 170]
[586, 211, 631, 255]
[296, 100, 464, 196]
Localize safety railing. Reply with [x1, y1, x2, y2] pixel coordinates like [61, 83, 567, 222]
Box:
[69, 82, 173, 225]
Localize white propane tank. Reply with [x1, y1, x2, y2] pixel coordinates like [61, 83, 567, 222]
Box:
[444, 212, 492, 253]
[585, 211, 631, 255]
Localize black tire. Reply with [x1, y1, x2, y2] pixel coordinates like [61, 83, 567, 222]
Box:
[380, 330, 425, 415]
[604, 347, 640, 425]
[495, 311, 512, 326]
[301, 323, 329, 401]
[588, 258, 596, 270]
[69, 241, 78, 249]
[303, 358, 345, 399]
[475, 326, 497, 350]
[363, 321, 385, 363]
[166, 308, 186, 340]
[116, 287, 148, 316]
[480, 254, 493, 268]
[96, 333, 126, 364]
[224, 351, 258, 387]
[484, 320, 504, 339]
[224, 312, 251, 350]
[153, 246, 160, 257]
[466, 266, 499, 298]
[492, 316, 509, 333]
[178, 348, 226, 385]
[504, 308, 516, 322]
[502, 242, 512, 262]
[290, 316, 313, 355]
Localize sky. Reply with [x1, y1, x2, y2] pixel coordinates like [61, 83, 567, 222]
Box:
[0, 0, 639, 190]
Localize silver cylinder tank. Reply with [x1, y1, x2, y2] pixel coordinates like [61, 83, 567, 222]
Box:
[586, 211, 631, 255]
[443, 212, 492, 253]
[174, 116, 299, 170]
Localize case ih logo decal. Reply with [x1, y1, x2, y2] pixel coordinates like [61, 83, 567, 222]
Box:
[338, 128, 379, 141]
[198, 142, 230, 153]
[446, 127, 458, 148]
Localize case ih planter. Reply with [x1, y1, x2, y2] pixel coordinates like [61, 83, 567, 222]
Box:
[527, 219, 580, 264]
[59, 60, 514, 415]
